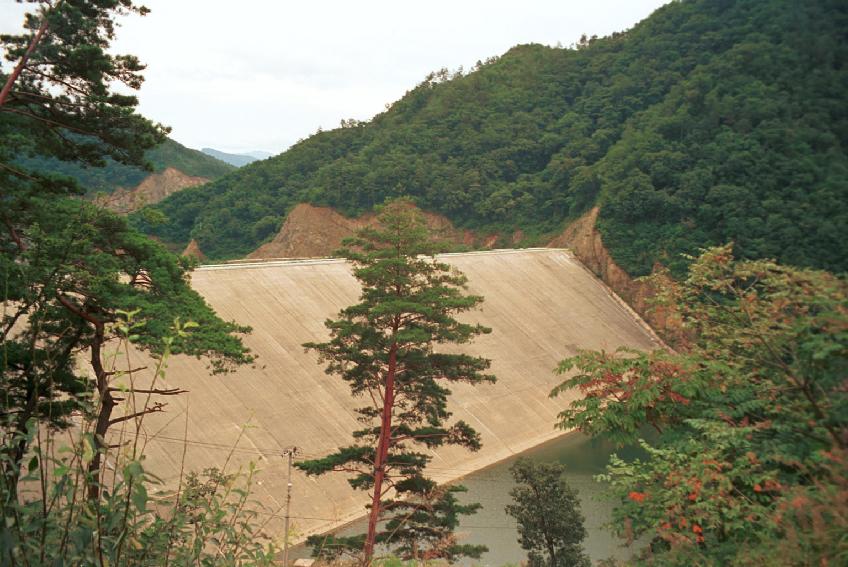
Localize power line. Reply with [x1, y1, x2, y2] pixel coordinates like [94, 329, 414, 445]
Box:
[109, 431, 325, 458]
[110, 432, 524, 483]
[254, 510, 517, 530]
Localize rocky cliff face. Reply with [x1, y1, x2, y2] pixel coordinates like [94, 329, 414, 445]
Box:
[96, 167, 209, 214]
[549, 207, 678, 336]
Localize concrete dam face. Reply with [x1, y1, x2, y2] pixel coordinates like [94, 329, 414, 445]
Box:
[122, 248, 661, 541]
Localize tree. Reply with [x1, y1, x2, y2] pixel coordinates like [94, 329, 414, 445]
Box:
[0, 0, 252, 503]
[0, 317, 277, 565]
[378, 482, 487, 561]
[1, 199, 254, 499]
[552, 245, 848, 565]
[307, 483, 487, 563]
[296, 199, 494, 564]
[505, 458, 590, 567]
[1, 0, 166, 174]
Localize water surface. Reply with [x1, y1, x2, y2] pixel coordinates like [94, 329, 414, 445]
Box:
[295, 431, 639, 565]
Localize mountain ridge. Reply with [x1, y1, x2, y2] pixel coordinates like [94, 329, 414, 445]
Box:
[135, 0, 848, 277]
[20, 138, 233, 196]
[201, 147, 273, 167]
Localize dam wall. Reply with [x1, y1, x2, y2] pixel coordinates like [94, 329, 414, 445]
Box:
[113, 248, 661, 541]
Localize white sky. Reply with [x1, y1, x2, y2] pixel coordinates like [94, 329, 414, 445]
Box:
[1, 1, 669, 154]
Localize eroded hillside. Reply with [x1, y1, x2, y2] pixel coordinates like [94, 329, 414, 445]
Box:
[95, 167, 210, 214]
[20, 138, 233, 209]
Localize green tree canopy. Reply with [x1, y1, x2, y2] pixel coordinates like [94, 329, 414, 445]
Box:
[137, 0, 846, 277]
[552, 245, 848, 565]
[0, 0, 167, 187]
[505, 458, 590, 567]
[0, 0, 252, 503]
[16, 138, 235, 196]
[296, 199, 494, 564]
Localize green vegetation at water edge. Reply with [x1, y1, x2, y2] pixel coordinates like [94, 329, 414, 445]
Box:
[134, 0, 847, 275]
[553, 245, 848, 565]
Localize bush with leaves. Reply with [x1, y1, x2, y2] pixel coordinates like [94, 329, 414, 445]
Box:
[0, 315, 277, 566]
[552, 244, 848, 565]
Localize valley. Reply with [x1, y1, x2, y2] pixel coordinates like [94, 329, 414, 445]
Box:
[2, 0, 845, 564]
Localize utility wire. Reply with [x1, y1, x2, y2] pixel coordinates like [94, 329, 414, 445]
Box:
[112, 432, 528, 483]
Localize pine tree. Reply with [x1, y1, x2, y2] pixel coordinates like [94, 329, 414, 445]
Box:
[379, 483, 487, 561]
[296, 199, 494, 564]
[0, 1, 252, 502]
[505, 458, 590, 567]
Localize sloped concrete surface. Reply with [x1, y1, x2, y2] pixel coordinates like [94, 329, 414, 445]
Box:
[112, 249, 661, 540]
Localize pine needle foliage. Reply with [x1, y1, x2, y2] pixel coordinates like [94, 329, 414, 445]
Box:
[297, 199, 494, 564]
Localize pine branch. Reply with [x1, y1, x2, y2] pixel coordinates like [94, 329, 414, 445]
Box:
[108, 402, 166, 426]
[0, 4, 53, 107]
[106, 385, 188, 397]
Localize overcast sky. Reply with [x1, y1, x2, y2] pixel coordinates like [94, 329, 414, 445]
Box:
[2, 1, 668, 154]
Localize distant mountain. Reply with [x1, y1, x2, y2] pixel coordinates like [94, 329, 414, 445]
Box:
[137, 0, 847, 277]
[19, 138, 234, 196]
[201, 148, 273, 167]
[246, 150, 274, 160]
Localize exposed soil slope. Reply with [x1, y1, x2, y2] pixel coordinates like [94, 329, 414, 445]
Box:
[181, 239, 206, 261]
[550, 207, 677, 335]
[248, 203, 477, 259]
[250, 202, 674, 335]
[97, 167, 209, 214]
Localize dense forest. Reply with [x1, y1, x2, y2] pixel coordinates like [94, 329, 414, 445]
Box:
[135, 0, 847, 276]
[17, 137, 234, 195]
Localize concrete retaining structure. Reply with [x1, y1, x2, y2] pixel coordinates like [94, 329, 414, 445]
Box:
[114, 248, 661, 541]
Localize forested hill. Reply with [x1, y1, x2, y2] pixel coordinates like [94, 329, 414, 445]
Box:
[135, 0, 848, 275]
[20, 138, 234, 195]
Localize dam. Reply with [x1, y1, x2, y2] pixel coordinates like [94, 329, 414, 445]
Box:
[117, 248, 661, 543]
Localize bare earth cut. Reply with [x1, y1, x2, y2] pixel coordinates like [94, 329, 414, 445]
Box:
[96, 167, 209, 214]
[248, 203, 676, 334]
[549, 207, 679, 335]
[248, 203, 475, 259]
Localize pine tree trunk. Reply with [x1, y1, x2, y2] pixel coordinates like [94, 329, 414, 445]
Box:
[363, 340, 398, 565]
[0, 8, 51, 107]
[53, 294, 111, 501]
[87, 322, 113, 501]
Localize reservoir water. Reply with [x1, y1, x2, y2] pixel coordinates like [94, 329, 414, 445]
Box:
[295, 431, 639, 565]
